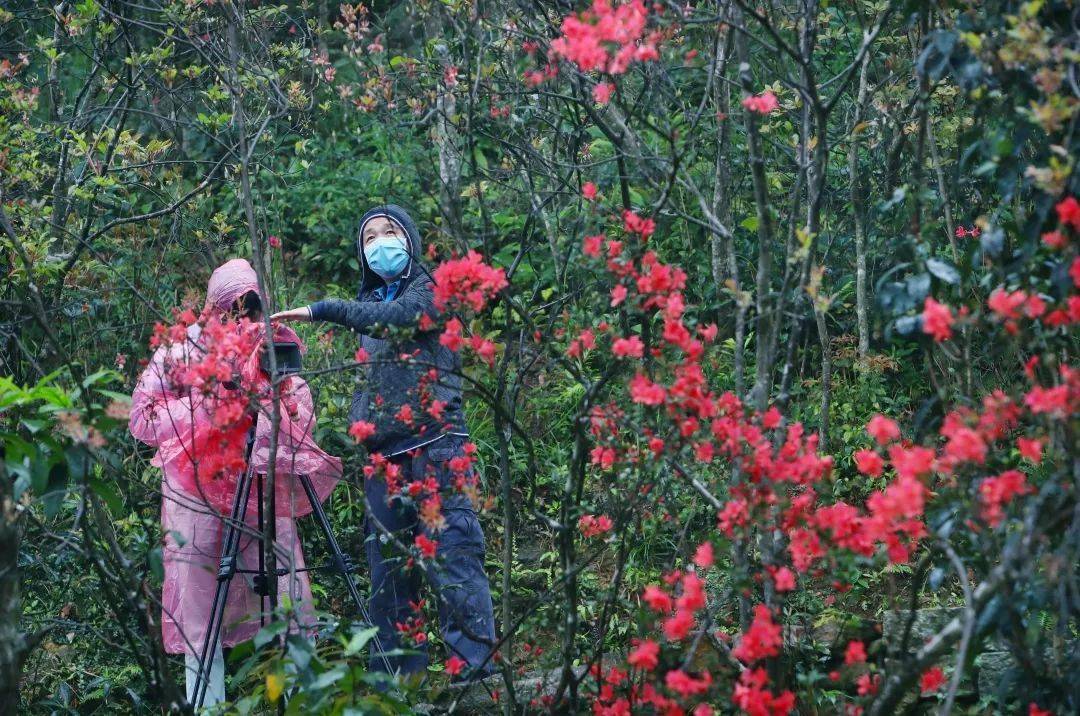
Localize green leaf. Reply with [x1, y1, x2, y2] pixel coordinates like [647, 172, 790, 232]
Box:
[90, 477, 123, 514]
[343, 626, 380, 656]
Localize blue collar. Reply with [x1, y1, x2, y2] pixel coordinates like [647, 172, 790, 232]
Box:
[373, 279, 401, 302]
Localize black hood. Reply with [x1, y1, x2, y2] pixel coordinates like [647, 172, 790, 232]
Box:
[355, 204, 423, 298]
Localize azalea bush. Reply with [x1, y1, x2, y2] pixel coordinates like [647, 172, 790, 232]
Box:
[2, 0, 1078, 714]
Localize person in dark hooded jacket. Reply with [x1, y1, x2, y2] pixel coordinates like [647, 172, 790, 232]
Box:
[273, 204, 496, 680]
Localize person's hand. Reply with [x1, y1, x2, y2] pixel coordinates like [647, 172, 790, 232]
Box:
[271, 306, 312, 322]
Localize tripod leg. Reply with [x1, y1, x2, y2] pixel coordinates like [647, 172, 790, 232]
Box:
[296, 474, 394, 674]
[256, 471, 267, 624]
[192, 464, 255, 710]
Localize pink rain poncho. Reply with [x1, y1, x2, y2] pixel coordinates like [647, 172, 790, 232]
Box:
[130, 259, 342, 655]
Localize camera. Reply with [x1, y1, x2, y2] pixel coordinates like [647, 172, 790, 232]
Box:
[260, 341, 302, 378]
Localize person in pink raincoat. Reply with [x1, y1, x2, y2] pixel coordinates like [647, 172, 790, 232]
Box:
[129, 259, 342, 707]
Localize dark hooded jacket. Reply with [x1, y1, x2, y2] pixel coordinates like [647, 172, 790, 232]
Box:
[308, 205, 466, 456]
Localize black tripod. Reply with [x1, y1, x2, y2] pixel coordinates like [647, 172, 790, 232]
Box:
[190, 427, 393, 709]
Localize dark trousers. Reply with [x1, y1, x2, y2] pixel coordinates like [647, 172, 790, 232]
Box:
[364, 437, 496, 677]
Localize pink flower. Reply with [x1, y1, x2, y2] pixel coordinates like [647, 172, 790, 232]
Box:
[432, 251, 507, 312]
[664, 668, 712, 697]
[866, 414, 901, 445]
[268, 235, 281, 249]
[988, 288, 1027, 320]
[741, 91, 779, 114]
[854, 448, 885, 477]
[731, 605, 782, 663]
[612, 335, 644, 358]
[1017, 437, 1043, 464]
[593, 81, 615, 104]
[771, 566, 796, 592]
[922, 297, 955, 342]
[629, 373, 666, 405]
[692, 541, 714, 568]
[578, 513, 613, 538]
[348, 420, 376, 443]
[549, 0, 655, 75]
[582, 181, 598, 200]
[627, 639, 660, 671]
[979, 469, 1031, 527]
[642, 585, 672, 612]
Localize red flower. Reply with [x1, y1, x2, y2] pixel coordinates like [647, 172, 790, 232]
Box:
[988, 288, 1027, 320]
[979, 469, 1031, 527]
[844, 640, 867, 665]
[742, 91, 779, 114]
[854, 449, 884, 477]
[731, 605, 782, 663]
[664, 669, 712, 697]
[622, 210, 656, 238]
[922, 297, 955, 342]
[629, 373, 666, 405]
[583, 234, 604, 257]
[267, 235, 281, 249]
[692, 541, 714, 568]
[445, 655, 466, 677]
[642, 585, 672, 612]
[414, 534, 438, 559]
[627, 639, 660, 671]
[549, 0, 655, 75]
[612, 335, 644, 359]
[1017, 437, 1043, 463]
[732, 668, 795, 716]
[866, 414, 901, 445]
[771, 566, 796, 592]
[1041, 230, 1067, 249]
[432, 251, 507, 312]
[1024, 384, 1069, 416]
[856, 673, 880, 696]
[662, 609, 694, 640]
[348, 420, 376, 443]
[582, 182, 598, 200]
[1028, 703, 1054, 716]
[1054, 195, 1080, 230]
[469, 335, 497, 366]
[440, 317, 465, 352]
[354, 347, 369, 363]
[578, 513, 614, 538]
[1070, 256, 1080, 288]
[919, 666, 946, 694]
[593, 82, 615, 105]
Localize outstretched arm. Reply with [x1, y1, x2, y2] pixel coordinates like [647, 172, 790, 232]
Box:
[273, 277, 436, 334]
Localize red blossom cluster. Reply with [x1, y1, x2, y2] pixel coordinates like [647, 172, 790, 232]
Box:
[549, 0, 660, 76]
[149, 310, 266, 500]
[564, 191, 1077, 712]
[741, 91, 779, 115]
[578, 513, 614, 538]
[431, 250, 508, 312]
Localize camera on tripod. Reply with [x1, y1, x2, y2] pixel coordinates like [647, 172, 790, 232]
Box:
[260, 341, 302, 377]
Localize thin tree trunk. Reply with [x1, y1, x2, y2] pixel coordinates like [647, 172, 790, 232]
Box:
[735, 14, 776, 410]
[849, 51, 872, 359]
[0, 461, 27, 713]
